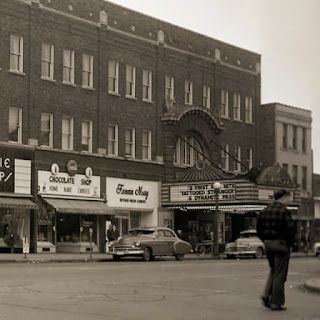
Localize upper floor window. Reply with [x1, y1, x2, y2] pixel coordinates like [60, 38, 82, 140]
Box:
[82, 54, 94, 88]
[245, 147, 253, 170]
[41, 43, 54, 80]
[81, 120, 92, 152]
[185, 80, 193, 105]
[142, 130, 152, 160]
[292, 125, 297, 150]
[221, 90, 229, 118]
[40, 113, 53, 147]
[282, 123, 288, 148]
[292, 165, 298, 185]
[234, 145, 241, 172]
[142, 70, 152, 102]
[165, 76, 174, 100]
[174, 135, 204, 167]
[302, 127, 307, 152]
[8, 107, 22, 143]
[10, 34, 23, 73]
[283, 163, 289, 172]
[126, 65, 136, 98]
[108, 124, 118, 156]
[61, 117, 73, 150]
[244, 96, 253, 123]
[233, 93, 241, 121]
[63, 49, 74, 84]
[125, 128, 135, 158]
[221, 144, 229, 171]
[108, 61, 119, 94]
[302, 166, 307, 190]
[203, 85, 210, 109]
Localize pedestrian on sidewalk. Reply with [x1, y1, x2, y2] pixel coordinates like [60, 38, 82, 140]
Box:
[257, 189, 296, 311]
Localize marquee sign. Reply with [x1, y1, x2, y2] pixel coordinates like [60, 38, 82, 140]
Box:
[106, 178, 158, 210]
[38, 170, 100, 198]
[170, 182, 236, 203]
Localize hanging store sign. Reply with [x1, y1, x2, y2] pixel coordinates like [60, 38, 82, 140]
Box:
[170, 182, 236, 203]
[38, 170, 100, 198]
[106, 178, 158, 210]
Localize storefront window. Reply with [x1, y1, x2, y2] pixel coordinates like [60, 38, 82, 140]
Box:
[57, 214, 80, 243]
[81, 215, 97, 243]
[130, 212, 141, 229]
[38, 224, 53, 242]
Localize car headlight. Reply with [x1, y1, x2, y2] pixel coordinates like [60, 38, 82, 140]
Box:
[135, 241, 141, 247]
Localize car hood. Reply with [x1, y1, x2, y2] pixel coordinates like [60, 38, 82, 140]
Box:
[116, 235, 153, 245]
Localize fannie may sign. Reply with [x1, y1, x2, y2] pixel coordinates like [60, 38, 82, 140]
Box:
[170, 182, 236, 203]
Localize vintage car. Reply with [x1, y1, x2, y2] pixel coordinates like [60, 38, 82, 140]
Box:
[225, 229, 265, 259]
[109, 226, 192, 261]
[313, 241, 320, 256]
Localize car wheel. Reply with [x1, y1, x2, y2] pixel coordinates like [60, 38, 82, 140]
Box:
[142, 247, 152, 261]
[113, 255, 121, 261]
[175, 254, 185, 261]
[255, 247, 263, 259]
[195, 245, 206, 256]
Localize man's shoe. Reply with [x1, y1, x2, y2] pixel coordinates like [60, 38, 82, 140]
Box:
[261, 296, 271, 308]
[270, 305, 287, 311]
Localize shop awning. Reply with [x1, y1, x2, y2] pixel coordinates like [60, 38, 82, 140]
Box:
[0, 197, 37, 209]
[43, 198, 112, 215]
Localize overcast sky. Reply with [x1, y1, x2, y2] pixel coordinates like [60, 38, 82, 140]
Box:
[110, 0, 320, 173]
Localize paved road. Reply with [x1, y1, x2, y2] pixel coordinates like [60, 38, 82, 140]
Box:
[0, 257, 318, 320]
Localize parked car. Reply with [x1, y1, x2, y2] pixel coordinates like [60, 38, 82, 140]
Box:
[109, 226, 192, 261]
[313, 241, 320, 257]
[225, 229, 265, 259]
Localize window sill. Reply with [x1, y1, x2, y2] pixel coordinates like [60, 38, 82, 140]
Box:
[185, 102, 193, 106]
[62, 81, 76, 87]
[221, 116, 230, 120]
[108, 91, 120, 97]
[125, 95, 137, 100]
[40, 145, 53, 149]
[233, 119, 243, 123]
[9, 70, 26, 76]
[41, 77, 56, 83]
[82, 85, 95, 91]
[245, 121, 255, 125]
[80, 150, 93, 154]
[142, 99, 154, 104]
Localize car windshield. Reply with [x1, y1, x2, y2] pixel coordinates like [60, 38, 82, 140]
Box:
[129, 229, 155, 236]
[239, 233, 257, 239]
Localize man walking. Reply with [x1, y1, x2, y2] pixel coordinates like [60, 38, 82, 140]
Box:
[257, 189, 296, 311]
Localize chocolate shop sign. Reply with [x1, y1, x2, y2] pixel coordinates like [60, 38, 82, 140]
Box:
[170, 183, 236, 203]
[38, 170, 100, 198]
[106, 178, 158, 210]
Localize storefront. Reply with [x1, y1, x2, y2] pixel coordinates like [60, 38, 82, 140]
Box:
[0, 147, 37, 253]
[105, 177, 160, 236]
[37, 161, 110, 253]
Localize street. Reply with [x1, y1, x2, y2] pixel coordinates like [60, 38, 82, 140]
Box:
[0, 258, 318, 320]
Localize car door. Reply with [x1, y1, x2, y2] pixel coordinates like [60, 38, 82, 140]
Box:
[164, 230, 177, 255]
[151, 230, 166, 256]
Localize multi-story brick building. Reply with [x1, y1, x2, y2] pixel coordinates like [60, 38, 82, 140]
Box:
[257, 103, 313, 249]
[0, 0, 300, 253]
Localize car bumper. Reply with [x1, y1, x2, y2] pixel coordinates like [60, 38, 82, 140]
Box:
[225, 250, 257, 256]
[109, 248, 144, 256]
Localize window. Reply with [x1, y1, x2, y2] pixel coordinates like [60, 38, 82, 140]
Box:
[61, 117, 73, 150]
[165, 76, 174, 100]
[10, 34, 23, 73]
[126, 65, 136, 98]
[82, 54, 93, 88]
[108, 61, 119, 94]
[292, 165, 298, 185]
[108, 124, 118, 156]
[234, 146, 241, 172]
[245, 148, 253, 169]
[40, 113, 53, 147]
[292, 125, 297, 150]
[282, 124, 288, 148]
[142, 130, 152, 160]
[283, 163, 289, 172]
[221, 90, 229, 118]
[203, 85, 210, 109]
[233, 93, 241, 120]
[221, 144, 229, 170]
[8, 107, 22, 143]
[302, 166, 307, 190]
[81, 120, 92, 152]
[63, 49, 74, 84]
[302, 128, 307, 152]
[174, 135, 204, 167]
[142, 70, 152, 102]
[185, 80, 193, 105]
[41, 43, 54, 80]
[125, 128, 135, 158]
[245, 96, 253, 123]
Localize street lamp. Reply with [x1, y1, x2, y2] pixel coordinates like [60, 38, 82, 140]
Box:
[212, 181, 222, 257]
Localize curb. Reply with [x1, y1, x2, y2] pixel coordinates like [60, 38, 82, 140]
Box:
[304, 279, 320, 294]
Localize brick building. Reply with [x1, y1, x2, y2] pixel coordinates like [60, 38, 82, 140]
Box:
[0, 0, 300, 253]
